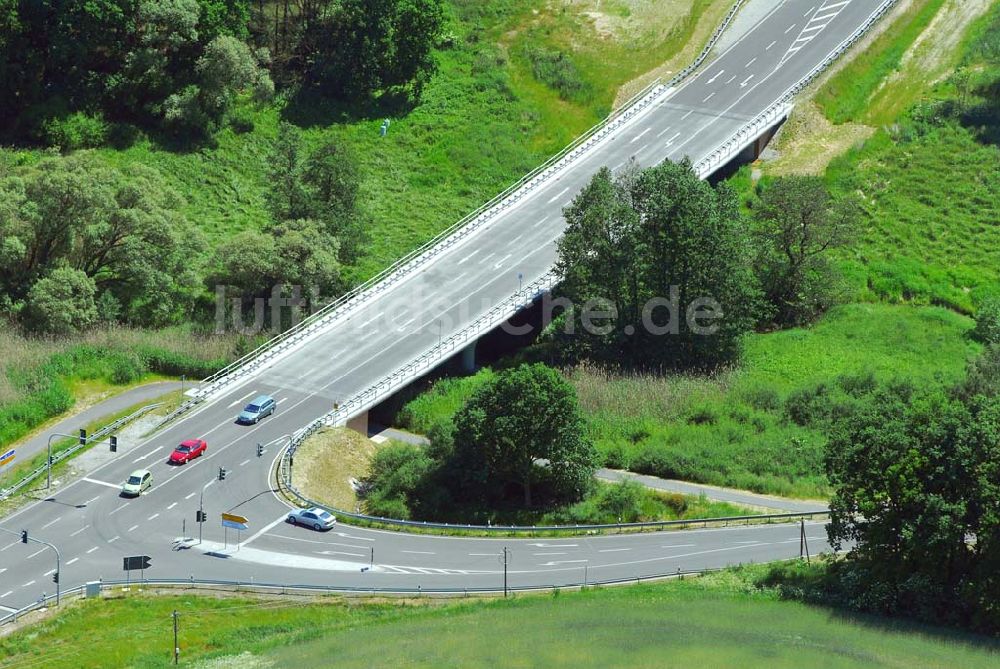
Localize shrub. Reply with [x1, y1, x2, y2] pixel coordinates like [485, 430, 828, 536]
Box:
[41, 112, 109, 151]
[523, 44, 593, 104]
[660, 492, 688, 515]
[596, 480, 645, 522]
[784, 384, 833, 427]
[740, 385, 782, 412]
[972, 296, 1000, 345]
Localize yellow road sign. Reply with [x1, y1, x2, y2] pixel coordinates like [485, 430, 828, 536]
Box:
[221, 512, 249, 524]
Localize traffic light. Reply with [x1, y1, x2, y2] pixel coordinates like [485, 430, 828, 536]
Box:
[52, 571, 59, 584]
[20, 530, 27, 544]
[109, 435, 118, 453]
[256, 443, 263, 457]
[196, 510, 207, 523]
[218, 467, 227, 481]
[78, 429, 86, 445]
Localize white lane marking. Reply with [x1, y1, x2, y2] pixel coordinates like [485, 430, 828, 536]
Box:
[0, 568, 5, 575]
[635, 143, 649, 154]
[44, 569, 56, 576]
[397, 317, 416, 330]
[185, 492, 196, 500]
[820, 0, 849, 11]
[469, 553, 497, 557]
[785, 23, 797, 34]
[84, 496, 100, 505]
[665, 132, 681, 146]
[766, 40, 777, 50]
[456, 248, 481, 265]
[656, 126, 672, 138]
[22, 580, 35, 587]
[532, 216, 550, 228]
[527, 543, 578, 548]
[0, 591, 11, 599]
[702, 92, 715, 104]
[1, 540, 19, 552]
[27, 548, 46, 559]
[82, 477, 121, 491]
[801, 24, 824, 34]
[546, 186, 570, 204]
[239, 459, 251, 467]
[358, 311, 384, 329]
[41, 517, 62, 530]
[533, 552, 568, 556]
[167, 502, 178, 510]
[599, 548, 632, 553]
[508, 234, 523, 246]
[629, 127, 651, 143]
[227, 391, 255, 408]
[107, 536, 120, 543]
[147, 513, 159, 521]
[725, 74, 737, 84]
[493, 253, 512, 269]
[539, 560, 587, 566]
[401, 550, 435, 555]
[745, 56, 757, 68]
[681, 110, 694, 120]
[86, 546, 99, 554]
[66, 558, 79, 565]
[707, 69, 724, 84]
[662, 544, 696, 549]
[740, 74, 755, 87]
[110, 503, 128, 516]
[812, 11, 840, 22]
[478, 252, 496, 265]
[69, 525, 90, 538]
[239, 514, 290, 548]
[805, 5, 816, 17]
[128, 525, 139, 532]
[317, 550, 365, 558]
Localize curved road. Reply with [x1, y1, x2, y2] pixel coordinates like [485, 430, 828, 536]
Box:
[0, 0, 878, 612]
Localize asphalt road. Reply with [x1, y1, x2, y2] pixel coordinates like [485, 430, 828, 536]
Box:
[0, 0, 880, 612]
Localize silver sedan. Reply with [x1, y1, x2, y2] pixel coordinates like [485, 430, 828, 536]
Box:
[286, 507, 337, 531]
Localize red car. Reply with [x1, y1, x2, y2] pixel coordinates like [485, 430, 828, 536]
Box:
[169, 439, 207, 464]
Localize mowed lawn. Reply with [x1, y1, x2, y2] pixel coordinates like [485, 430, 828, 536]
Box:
[3, 571, 998, 668]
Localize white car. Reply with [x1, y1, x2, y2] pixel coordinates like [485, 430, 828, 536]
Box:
[287, 507, 336, 531]
[121, 469, 152, 497]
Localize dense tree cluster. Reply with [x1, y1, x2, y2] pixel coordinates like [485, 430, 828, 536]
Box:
[824, 345, 1000, 633]
[555, 164, 858, 369]
[363, 364, 598, 520]
[0, 0, 271, 142]
[0, 154, 204, 332]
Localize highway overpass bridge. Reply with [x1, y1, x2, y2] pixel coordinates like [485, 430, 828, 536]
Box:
[1, 0, 892, 614]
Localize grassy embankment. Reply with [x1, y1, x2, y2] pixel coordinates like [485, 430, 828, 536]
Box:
[3, 563, 999, 668]
[0, 0, 732, 447]
[293, 426, 752, 526]
[400, 304, 979, 499]
[400, 0, 1000, 499]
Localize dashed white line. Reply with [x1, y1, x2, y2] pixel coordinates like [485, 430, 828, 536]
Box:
[66, 558, 79, 566]
[110, 503, 127, 515]
[167, 502, 178, 510]
[725, 74, 737, 84]
[493, 253, 512, 269]
[766, 40, 777, 50]
[547, 187, 570, 204]
[665, 132, 681, 146]
[0, 591, 11, 599]
[629, 127, 651, 143]
[662, 544, 696, 549]
[41, 517, 61, 530]
[656, 126, 673, 138]
[532, 216, 550, 228]
[84, 496, 100, 505]
[227, 391, 256, 408]
[358, 311, 384, 329]
[681, 110, 694, 120]
[707, 69, 725, 84]
[457, 248, 481, 265]
[805, 5, 816, 17]
[83, 477, 121, 490]
[401, 550, 435, 555]
[128, 525, 139, 532]
[785, 23, 797, 34]
[508, 234, 523, 245]
[22, 580, 35, 588]
[86, 546, 99, 554]
[745, 57, 757, 68]
[239, 459, 251, 467]
[397, 316, 416, 330]
[27, 548, 46, 559]
[740, 74, 755, 87]
[599, 548, 632, 553]
[702, 92, 715, 104]
[69, 525, 90, 538]
[44, 569, 56, 576]
[533, 552, 568, 556]
[107, 536, 120, 543]
[147, 513, 159, 521]
[479, 252, 496, 265]
[185, 492, 196, 500]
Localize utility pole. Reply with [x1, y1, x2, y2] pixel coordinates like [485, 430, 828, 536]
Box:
[370, 547, 374, 570]
[799, 519, 810, 563]
[172, 610, 179, 665]
[45, 430, 89, 489]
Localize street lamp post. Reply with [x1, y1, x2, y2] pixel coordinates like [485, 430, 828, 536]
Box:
[45, 431, 88, 489]
[198, 479, 215, 545]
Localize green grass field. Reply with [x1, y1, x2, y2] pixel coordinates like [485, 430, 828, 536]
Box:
[3, 565, 998, 668]
[400, 304, 980, 498]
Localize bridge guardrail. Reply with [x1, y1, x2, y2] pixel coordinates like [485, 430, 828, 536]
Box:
[0, 403, 163, 501]
[163, 0, 748, 418]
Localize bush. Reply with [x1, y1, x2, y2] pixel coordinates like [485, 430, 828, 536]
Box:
[41, 112, 109, 151]
[596, 480, 645, 522]
[523, 45, 593, 104]
[24, 267, 98, 335]
[972, 296, 1000, 345]
[784, 384, 833, 427]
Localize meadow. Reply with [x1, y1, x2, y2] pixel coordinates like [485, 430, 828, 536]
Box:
[2, 564, 998, 668]
[400, 304, 980, 498]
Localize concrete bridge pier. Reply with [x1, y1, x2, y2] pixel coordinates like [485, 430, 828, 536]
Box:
[461, 342, 477, 373]
[346, 410, 369, 437]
